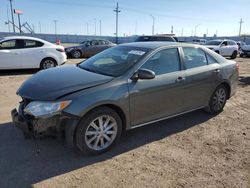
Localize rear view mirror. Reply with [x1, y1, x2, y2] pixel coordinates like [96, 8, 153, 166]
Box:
[131, 68, 155, 80]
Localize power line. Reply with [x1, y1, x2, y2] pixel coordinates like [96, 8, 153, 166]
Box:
[113, 2, 121, 44]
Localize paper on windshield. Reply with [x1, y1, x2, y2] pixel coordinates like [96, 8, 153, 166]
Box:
[128, 50, 145, 56]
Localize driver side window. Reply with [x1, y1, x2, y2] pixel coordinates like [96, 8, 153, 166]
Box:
[141, 48, 181, 76]
[0, 40, 16, 50]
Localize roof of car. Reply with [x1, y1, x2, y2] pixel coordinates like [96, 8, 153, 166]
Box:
[120, 42, 199, 49]
[1, 36, 49, 43]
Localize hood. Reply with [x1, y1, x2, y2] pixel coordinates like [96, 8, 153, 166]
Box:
[17, 65, 113, 100]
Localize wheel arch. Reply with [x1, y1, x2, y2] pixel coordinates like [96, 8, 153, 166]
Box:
[73, 103, 127, 135]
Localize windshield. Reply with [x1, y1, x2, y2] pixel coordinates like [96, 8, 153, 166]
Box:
[79, 46, 150, 77]
[205, 40, 222, 45]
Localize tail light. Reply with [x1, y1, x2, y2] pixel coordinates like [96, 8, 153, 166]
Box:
[56, 48, 65, 52]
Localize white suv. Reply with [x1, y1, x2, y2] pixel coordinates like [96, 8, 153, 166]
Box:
[0, 36, 67, 70]
[205, 40, 238, 59]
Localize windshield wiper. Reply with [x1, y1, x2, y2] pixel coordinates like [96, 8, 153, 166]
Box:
[79, 66, 114, 77]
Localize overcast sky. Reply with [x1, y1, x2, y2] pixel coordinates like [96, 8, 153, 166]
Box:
[0, 0, 249, 37]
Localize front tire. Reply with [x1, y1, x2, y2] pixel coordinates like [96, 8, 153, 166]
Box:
[231, 51, 238, 59]
[72, 50, 82, 59]
[205, 85, 228, 114]
[75, 107, 122, 155]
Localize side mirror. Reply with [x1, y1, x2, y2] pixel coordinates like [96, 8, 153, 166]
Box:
[131, 68, 155, 81]
[85, 43, 90, 47]
[220, 43, 226, 47]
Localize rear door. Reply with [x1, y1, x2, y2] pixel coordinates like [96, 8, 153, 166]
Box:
[129, 48, 186, 126]
[181, 47, 221, 110]
[18, 40, 44, 68]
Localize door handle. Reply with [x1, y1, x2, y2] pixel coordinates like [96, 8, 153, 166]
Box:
[213, 69, 221, 73]
[176, 77, 186, 82]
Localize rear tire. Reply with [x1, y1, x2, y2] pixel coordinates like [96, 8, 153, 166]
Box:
[40, 58, 57, 70]
[231, 51, 238, 59]
[75, 107, 122, 155]
[205, 85, 228, 114]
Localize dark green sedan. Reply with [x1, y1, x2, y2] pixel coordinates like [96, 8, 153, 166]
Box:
[12, 42, 238, 155]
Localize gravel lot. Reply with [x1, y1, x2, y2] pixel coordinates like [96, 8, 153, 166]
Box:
[0, 57, 249, 188]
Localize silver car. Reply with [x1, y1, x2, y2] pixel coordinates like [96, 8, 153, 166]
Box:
[12, 42, 238, 155]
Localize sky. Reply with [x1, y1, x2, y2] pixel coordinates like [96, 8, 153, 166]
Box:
[0, 0, 249, 37]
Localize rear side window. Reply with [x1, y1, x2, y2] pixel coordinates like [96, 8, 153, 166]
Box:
[228, 41, 236, 46]
[183, 47, 207, 69]
[141, 48, 180, 75]
[24, 40, 44, 48]
[206, 54, 218, 64]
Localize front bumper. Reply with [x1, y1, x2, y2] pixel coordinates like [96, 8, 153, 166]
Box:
[11, 108, 79, 139]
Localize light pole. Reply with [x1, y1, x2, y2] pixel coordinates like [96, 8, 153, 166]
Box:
[14, 9, 23, 33]
[99, 20, 102, 36]
[94, 18, 96, 36]
[150, 15, 155, 35]
[194, 24, 201, 37]
[53, 20, 58, 40]
[113, 2, 121, 44]
[8, 0, 15, 32]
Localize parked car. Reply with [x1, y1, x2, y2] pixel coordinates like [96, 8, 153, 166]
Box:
[236, 41, 246, 50]
[0, 36, 67, 70]
[135, 35, 176, 42]
[65, 40, 116, 58]
[205, 39, 238, 59]
[239, 44, 250, 57]
[12, 42, 238, 155]
[192, 39, 207, 45]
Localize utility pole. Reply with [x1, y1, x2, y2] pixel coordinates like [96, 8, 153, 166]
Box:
[86, 23, 89, 35]
[99, 20, 102, 36]
[6, 5, 11, 32]
[181, 27, 183, 37]
[194, 24, 201, 37]
[53, 20, 58, 40]
[8, 0, 15, 32]
[239, 18, 244, 37]
[135, 21, 137, 35]
[94, 18, 96, 35]
[39, 22, 42, 34]
[171, 25, 173, 34]
[150, 15, 155, 35]
[113, 2, 121, 44]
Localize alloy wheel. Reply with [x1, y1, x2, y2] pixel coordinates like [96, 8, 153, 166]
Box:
[212, 88, 227, 111]
[73, 51, 81, 58]
[85, 115, 118, 151]
[42, 59, 55, 69]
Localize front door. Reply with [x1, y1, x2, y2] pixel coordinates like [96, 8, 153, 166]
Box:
[0, 39, 23, 69]
[128, 48, 186, 126]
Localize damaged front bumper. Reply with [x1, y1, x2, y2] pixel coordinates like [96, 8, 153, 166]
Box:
[11, 108, 79, 139]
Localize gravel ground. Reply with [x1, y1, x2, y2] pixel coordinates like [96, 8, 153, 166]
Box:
[0, 57, 249, 188]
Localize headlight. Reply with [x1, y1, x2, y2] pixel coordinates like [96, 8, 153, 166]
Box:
[24, 100, 71, 117]
[66, 48, 73, 52]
